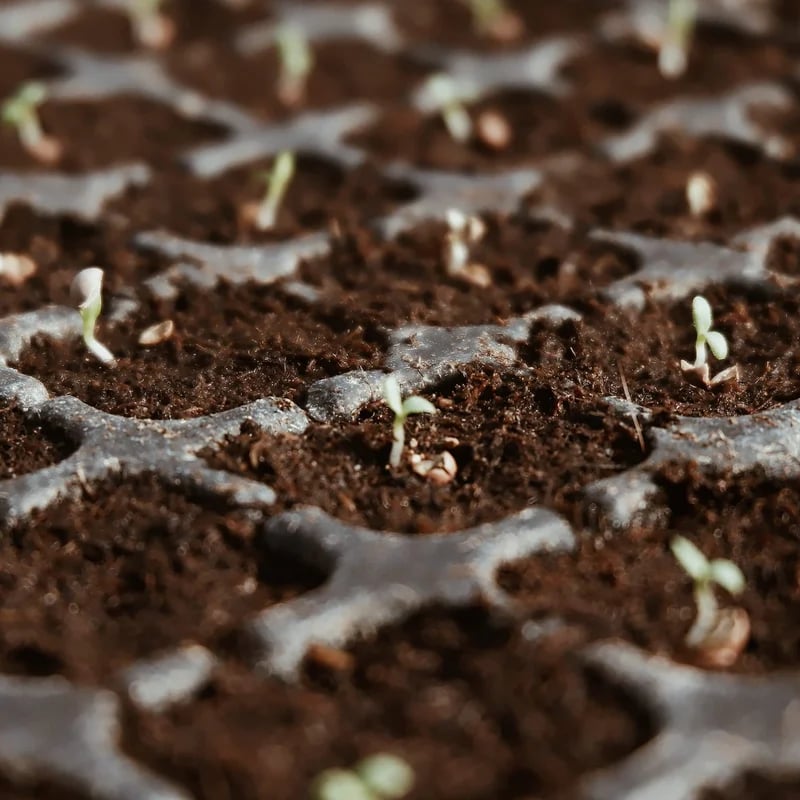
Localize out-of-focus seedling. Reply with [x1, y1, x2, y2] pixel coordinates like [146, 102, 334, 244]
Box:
[1, 82, 61, 164]
[0, 253, 36, 287]
[670, 535, 750, 667]
[276, 24, 314, 107]
[312, 754, 415, 800]
[686, 171, 717, 217]
[659, 0, 697, 78]
[70, 268, 116, 366]
[679, 295, 738, 388]
[382, 375, 436, 468]
[443, 209, 490, 287]
[128, 0, 175, 50]
[418, 73, 478, 143]
[465, 0, 523, 42]
[242, 151, 296, 231]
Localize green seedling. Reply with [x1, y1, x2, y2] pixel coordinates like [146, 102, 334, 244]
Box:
[250, 151, 295, 231]
[670, 535, 745, 649]
[659, 0, 697, 78]
[443, 208, 490, 287]
[129, 0, 175, 49]
[70, 268, 116, 366]
[276, 24, 314, 107]
[466, 0, 523, 41]
[1, 82, 61, 164]
[382, 375, 436, 468]
[418, 73, 477, 143]
[680, 295, 738, 387]
[312, 754, 415, 800]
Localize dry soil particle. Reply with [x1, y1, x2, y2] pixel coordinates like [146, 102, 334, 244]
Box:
[0, 404, 74, 480]
[13, 281, 387, 419]
[0, 205, 172, 317]
[527, 134, 800, 242]
[41, 0, 269, 54]
[166, 39, 431, 120]
[0, 474, 323, 683]
[103, 155, 418, 245]
[523, 283, 800, 417]
[296, 214, 636, 328]
[204, 368, 645, 533]
[0, 95, 227, 173]
[499, 471, 800, 673]
[124, 606, 654, 800]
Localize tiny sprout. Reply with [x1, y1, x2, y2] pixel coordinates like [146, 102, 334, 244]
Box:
[250, 151, 295, 231]
[1, 82, 61, 164]
[670, 535, 748, 663]
[679, 295, 738, 387]
[128, 0, 175, 50]
[686, 171, 717, 217]
[70, 268, 116, 366]
[658, 0, 697, 78]
[382, 375, 436, 468]
[466, 0, 523, 42]
[443, 209, 490, 287]
[418, 73, 477, 143]
[275, 24, 314, 107]
[313, 754, 415, 800]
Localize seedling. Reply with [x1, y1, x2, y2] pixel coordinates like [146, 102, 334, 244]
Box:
[313, 754, 414, 800]
[659, 0, 697, 78]
[670, 535, 749, 666]
[70, 268, 116, 366]
[465, 0, 523, 42]
[679, 295, 738, 387]
[246, 151, 296, 231]
[275, 24, 314, 107]
[418, 73, 477, 143]
[128, 0, 175, 50]
[1, 82, 61, 164]
[382, 375, 436, 468]
[443, 209, 490, 287]
[686, 171, 717, 217]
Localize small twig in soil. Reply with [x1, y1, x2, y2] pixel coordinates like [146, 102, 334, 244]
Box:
[617, 365, 645, 453]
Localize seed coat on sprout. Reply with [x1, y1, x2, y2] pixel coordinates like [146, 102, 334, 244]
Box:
[70, 268, 116, 366]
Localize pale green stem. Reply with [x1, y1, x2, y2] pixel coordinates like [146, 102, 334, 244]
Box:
[390, 416, 405, 468]
[686, 582, 717, 647]
[443, 101, 472, 142]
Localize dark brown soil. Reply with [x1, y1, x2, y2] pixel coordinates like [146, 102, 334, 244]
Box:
[0, 95, 227, 173]
[204, 367, 645, 533]
[42, 0, 268, 54]
[347, 88, 610, 171]
[527, 134, 800, 241]
[12, 279, 387, 419]
[0, 44, 62, 101]
[393, 0, 621, 51]
[0, 404, 74, 479]
[0, 474, 323, 683]
[296, 215, 636, 328]
[499, 470, 800, 673]
[104, 155, 418, 244]
[523, 283, 800, 417]
[124, 606, 654, 800]
[167, 39, 430, 119]
[0, 205, 171, 317]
